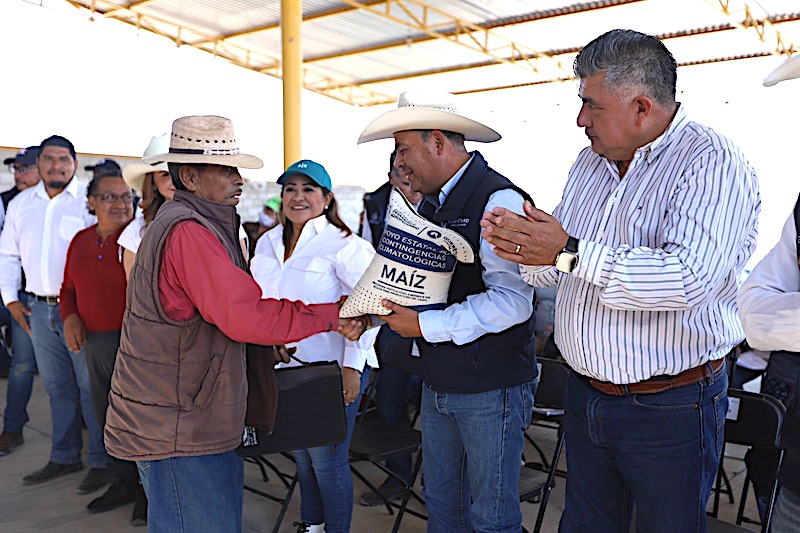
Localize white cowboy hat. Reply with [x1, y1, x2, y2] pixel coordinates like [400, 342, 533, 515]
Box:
[122, 134, 170, 192]
[144, 115, 263, 169]
[357, 91, 501, 144]
[763, 54, 800, 87]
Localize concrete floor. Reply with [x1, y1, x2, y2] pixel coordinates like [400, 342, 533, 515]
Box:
[0, 376, 759, 532]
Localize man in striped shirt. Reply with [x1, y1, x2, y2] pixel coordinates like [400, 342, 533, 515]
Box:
[482, 29, 760, 532]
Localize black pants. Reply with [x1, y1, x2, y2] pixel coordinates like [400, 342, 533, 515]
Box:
[85, 330, 138, 486]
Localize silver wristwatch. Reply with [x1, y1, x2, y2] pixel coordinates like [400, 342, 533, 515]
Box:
[555, 236, 580, 274]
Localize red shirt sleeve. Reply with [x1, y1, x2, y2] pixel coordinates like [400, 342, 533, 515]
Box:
[59, 235, 80, 323]
[158, 221, 340, 345]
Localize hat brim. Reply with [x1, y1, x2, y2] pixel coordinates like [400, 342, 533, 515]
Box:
[3, 157, 14, 165]
[357, 107, 501, 144]
[122, 162, 170, 192]
[764, 55, 800, 87]
[143, 152, 264, 169]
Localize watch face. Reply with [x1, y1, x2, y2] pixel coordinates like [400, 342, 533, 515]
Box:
[556, 252, 578, 273]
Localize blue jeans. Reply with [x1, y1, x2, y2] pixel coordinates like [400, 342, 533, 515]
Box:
[3, 291, 36, 433]
[293, 367, 370, 532]
[421, 381, 535, 533]
[28, 299, 107, 467]
[560, 365, 728, 533]
[772, 487, 800, 533]
[137, 450, 243, 533]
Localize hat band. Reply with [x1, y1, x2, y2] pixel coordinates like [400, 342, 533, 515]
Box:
[169, 147, 240, 156]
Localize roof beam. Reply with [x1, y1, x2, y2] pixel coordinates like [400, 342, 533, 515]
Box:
[188, 0, 387, 47]
[306, 0, 645, 63]
[318, 16, 800, 93]
[104, 0, 159, 18]
[705, 0, 799, 56]
[452, 51, 774, 96]
[63, 0, 394, 106]
[335, 0, 573, 80]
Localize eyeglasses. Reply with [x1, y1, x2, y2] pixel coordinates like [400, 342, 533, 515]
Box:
[92, 192, 134, 204]
[8, 164, 35, 175]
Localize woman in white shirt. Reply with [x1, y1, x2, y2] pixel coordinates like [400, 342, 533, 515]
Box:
[119, 135, 175, 279]
[251, 160, 378, 533]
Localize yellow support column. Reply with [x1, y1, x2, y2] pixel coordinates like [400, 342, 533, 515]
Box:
[281, 0, 302, 168]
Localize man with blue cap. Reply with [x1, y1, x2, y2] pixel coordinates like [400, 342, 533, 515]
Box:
[0, 146, 40, 455]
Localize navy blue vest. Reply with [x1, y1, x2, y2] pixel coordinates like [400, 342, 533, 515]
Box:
[417, 152, 537, 393]
[363, 181, 392, 249]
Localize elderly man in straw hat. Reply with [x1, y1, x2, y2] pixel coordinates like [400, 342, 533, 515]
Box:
[358, 91, 538, 532]
[104, 115, 367, 532]
[738, 55, 800, 532]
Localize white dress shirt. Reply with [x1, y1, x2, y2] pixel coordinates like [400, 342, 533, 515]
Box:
[251, 216, 379, 371]
[117, 214, 145, 253]
[417, 155, 534, 346]
[738, 211, 800, 352]
[520, 105, 760, 384]
[0, 178, 95, 303]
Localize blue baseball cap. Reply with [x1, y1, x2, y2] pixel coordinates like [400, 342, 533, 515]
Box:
[277, 159, 332, 190]
[4, 146, 40, 166]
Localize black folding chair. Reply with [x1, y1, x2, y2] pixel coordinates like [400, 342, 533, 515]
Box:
[707, 389, 786, 533]
[520, 357, 570, 533]
[243, 453, 297, 533]
[349, 335, 426, 533]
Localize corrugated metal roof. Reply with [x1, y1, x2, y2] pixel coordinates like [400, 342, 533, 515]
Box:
[63, 0, 800, 106]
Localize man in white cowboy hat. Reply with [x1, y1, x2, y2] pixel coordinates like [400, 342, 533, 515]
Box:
[482, 30, 759, 531]
[359, 91, 538, 531]
[738, 54, 800, 532]
[104, 115, 366, 532]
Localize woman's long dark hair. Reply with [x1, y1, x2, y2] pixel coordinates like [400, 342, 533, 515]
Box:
[141, 172, 169, 226]
[281, 186, 351, 251]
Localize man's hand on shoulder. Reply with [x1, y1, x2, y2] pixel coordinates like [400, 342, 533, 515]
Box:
[480, 200, 568, 266]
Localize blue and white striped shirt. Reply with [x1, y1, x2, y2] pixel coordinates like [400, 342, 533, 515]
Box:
[521, 105, 760, 384]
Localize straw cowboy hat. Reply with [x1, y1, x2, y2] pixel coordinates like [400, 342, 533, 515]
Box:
[144, 115, 263, 169]
[123, 134, 170, 192]
[763, 54, 800, 86]
[357, 91, 501, 144]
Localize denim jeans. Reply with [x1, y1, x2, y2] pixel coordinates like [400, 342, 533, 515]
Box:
[137, 450, 244, 533]
[0, 304, 10, 372]
[293, 366, 370, 532]
[421, 380, 535, 533]
[28, 298, 107, 467]
[3, 291, 36, 433]
[560, 365, 728, 533]
[771, 487, 800, 533]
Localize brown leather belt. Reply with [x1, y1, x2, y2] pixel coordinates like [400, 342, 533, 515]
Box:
[588, 358, 726, 396]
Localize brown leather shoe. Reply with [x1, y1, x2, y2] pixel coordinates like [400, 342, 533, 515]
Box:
[0, 431, 24, 456]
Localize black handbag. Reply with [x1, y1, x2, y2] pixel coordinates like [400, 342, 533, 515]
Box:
[237, 356, 347, 457]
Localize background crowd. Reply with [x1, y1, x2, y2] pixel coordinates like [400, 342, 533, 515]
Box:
[0, 27, 797, 533]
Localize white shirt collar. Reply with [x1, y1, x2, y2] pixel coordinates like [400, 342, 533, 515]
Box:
[32, 177, 82, 201]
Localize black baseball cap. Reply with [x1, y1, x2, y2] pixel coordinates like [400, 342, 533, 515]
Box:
[3, 146, 41, 166]
[85, 159, 122, 178]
